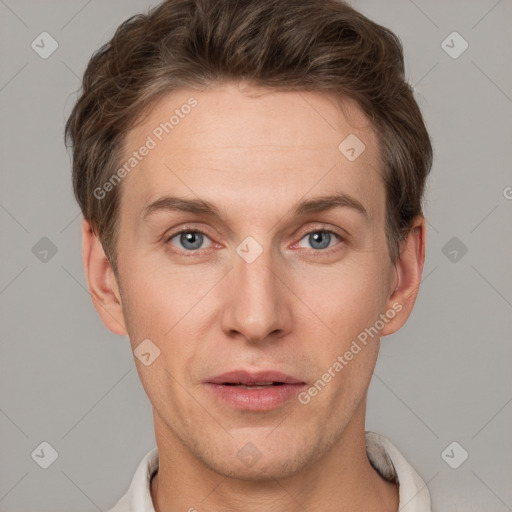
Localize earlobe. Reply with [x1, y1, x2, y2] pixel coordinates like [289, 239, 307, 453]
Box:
[81, 219, 127, 336]
[381, 217, 426, 337]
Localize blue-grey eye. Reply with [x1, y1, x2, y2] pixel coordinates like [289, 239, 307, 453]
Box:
[168, 230, 212, 251]
[299, 230, 340, 250]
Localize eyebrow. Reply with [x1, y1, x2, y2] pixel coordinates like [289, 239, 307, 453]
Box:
[142, 192, 369, 222]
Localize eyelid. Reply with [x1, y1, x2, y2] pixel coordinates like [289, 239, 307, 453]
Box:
[165, 225, 211, 241]
[295, 222, 349, 240]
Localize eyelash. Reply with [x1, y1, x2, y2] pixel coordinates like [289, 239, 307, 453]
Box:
[165, 226, 344, 257]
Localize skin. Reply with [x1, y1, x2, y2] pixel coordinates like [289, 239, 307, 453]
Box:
[82, 81, 425, 512]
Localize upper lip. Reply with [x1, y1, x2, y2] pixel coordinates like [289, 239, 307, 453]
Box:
[205, 370, 305, 385]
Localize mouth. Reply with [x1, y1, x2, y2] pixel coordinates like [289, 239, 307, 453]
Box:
[204, 370, 306, 411]
[222, 382, 287, 389]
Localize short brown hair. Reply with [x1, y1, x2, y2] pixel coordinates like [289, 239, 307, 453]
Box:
[65, 0, 433, 273]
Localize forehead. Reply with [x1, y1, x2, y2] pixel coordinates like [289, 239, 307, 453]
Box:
[120, 82, 384, 223]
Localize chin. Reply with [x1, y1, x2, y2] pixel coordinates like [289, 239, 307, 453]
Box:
[192, 432, 323, 482]
[209, 452, 310, 482]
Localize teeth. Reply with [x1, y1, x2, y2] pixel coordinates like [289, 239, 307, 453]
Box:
[236, 384, 271, 389]
[224, 382, 277, 388]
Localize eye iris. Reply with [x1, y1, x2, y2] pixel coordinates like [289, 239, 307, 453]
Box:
[309, 231, 331, 250]
[180, 231, 203, 250]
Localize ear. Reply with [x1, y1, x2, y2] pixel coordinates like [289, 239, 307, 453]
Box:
[381, 216, 426, 337]
[81, 219, 127, 335]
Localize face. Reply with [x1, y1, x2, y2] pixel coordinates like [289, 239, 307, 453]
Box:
[88, 82, 418, 480]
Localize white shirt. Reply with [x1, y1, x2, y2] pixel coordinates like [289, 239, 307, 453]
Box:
[107, 431, 431, 511]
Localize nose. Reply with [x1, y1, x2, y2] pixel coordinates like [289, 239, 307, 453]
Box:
[220, 246, 292, 344]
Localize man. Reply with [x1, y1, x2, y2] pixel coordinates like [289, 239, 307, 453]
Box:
[65, 0, 433, 510]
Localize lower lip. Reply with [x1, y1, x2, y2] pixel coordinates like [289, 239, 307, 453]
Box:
[205, 383, 306, 411]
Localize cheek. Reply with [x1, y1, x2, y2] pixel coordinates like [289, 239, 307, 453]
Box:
[119, 262, 213, 366]
[295, 259, 390, 343]
[120, 259, 192, 326]
[297, 266, 386, 408]
[122, 281, 168, 337]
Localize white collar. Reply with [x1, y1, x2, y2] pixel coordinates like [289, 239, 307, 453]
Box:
[108, 431, 431, 511]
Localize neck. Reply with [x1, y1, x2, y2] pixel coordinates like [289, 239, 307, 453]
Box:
[150, 405, 398, 512]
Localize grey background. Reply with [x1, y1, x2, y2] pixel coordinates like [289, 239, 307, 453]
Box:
[0, 0, 511, 510]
